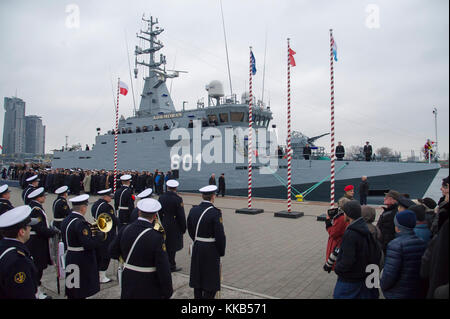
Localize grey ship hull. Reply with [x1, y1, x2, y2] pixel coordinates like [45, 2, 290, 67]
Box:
[52, 128, 440, 203]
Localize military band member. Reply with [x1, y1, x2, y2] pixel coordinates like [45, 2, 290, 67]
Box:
[114, 174, 134, 229]
[91, 188, 118, 283]
[187, 185, 226, 299]
[26, 187, 59, 299]
[0, 206, 39, 299]
[61, 194, 104, 299]
[158, 179, 186, 272]
[0, 185, 14, 216]
[22, 175, 39, 205]
[109, 198, 173, 299]
[129, 188, 153, 224]
[52, 186, 71, 231]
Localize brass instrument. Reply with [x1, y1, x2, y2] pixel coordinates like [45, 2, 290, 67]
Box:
[153, 213, 166, 240]
[90, 212, 113, 240]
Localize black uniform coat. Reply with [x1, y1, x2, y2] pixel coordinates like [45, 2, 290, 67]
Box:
[187, 201, 226, 292]
[61, 212, 103, 299]
[22, 185, 35, 205]
[114, 186, 134, 225]
[26, 200, 57, 271]
[0, 198, 14, 216]
[158, 191, 187, 252]
[52, 196, 71, 231]
[109, 219, 173, 299]
[91, 198, 118, 270]
[0, 238, 38, 299]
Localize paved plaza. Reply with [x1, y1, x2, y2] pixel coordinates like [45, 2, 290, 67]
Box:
[8, 187, 384, 299]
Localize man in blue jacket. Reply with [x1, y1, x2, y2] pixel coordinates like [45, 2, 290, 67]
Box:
[380, 210, 427, 299]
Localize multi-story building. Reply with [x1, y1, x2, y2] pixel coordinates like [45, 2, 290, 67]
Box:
[25, 115, 46, 154]
[2, 97, 45, 155]
[2, 97, 26, 154]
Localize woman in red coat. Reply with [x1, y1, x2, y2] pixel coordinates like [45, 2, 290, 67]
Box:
[325, 209, 349, 267]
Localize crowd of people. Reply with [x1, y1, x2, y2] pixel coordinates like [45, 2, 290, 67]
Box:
[324, 176, 449, 299]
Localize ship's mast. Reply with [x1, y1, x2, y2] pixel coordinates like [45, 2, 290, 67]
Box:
[134, 14, 183, 116]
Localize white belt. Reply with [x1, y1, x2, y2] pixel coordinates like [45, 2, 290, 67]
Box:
[118, 206, 129, 210]
[195, 237, 216, 242]
[30, 231, 37, 235]
[67, 246, 85, 252]
[123, 263, 156, 273]
[53, 218, 64, 222]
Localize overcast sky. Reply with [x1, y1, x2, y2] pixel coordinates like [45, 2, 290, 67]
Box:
[0, 0, 448, 158]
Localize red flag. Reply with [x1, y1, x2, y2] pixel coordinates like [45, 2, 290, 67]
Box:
[288, 48, 296, 67]
[119, 81, 128, 96]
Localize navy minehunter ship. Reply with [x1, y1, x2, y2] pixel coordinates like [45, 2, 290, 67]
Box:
[52, 15, 440, 202]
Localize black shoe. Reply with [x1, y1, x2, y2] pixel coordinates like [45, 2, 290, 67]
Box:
[171, 266, 182, 272]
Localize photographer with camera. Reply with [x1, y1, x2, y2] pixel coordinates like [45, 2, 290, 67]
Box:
[323, 204, 349, 273]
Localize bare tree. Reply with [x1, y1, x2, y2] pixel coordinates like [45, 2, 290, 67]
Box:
[346, 145, 363, 160]
[376, 147, 393, 159]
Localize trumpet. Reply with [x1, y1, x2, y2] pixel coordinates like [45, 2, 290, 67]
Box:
[153, 213, 166, 240]
[90, 212, 113, 240]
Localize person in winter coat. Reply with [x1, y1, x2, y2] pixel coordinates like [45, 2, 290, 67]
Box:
[409, 205, 431, 245]
[417, 197, 437, 229]
[337, 185, 354, 209]
[324, 207, 348, 271]
[380, 210, 427, 299]
[361, 205, 382, 244]
[83, 171, 91, 194]
[359, 176, 369, 205]
[377, 190, 400, 252]
[333, 200, 381, 299]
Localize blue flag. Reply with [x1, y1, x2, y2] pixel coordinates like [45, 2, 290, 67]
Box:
[250, 50, 257, 75]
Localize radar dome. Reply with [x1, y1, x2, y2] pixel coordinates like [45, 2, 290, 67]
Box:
[206, 80, 224, 98]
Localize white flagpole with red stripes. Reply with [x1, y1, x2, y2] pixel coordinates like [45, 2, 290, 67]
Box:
[287, 38, 293, 213]
[114, 78, 120, 193]
[248, 47, 254, 209]
[329, 30, 336, 209]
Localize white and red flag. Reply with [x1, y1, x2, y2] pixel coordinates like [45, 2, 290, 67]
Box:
[119, 81, 128, 96]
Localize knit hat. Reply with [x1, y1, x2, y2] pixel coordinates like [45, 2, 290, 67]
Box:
[344, 185, 354, 192]
[394, 210, 416, 230]
[361, 205, 376, 223]
[409, 205, 426, 222]
[343, 200, 361, 220]
[385, 190, 401, 201]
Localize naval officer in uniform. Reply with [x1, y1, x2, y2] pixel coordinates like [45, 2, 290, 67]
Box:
[187, 185, 226, 299]
[52, 186, 71, 231]
[129, 188, 153, 224]
[0, 206, 39, 298]
[22, 175, 39, 205]
[61, 194, 105, 299]
[26, 187, 59, 299]
[0, 185, 14, 216]
[109, 198, 173, 299]
[91, 188, 118, 283]
[158, 179, 186, 272]
[114, 174, 135, 229]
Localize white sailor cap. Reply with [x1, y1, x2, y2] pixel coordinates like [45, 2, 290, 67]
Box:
[120, 174, 132, 181]
[26, 175, 39, 182]
[98, 188, 112, 196]
[0, 184, 10, 195]
[55, 186, 69, 195]
[166, 179, 179, 188]
[199, 185, 218, 194]
[0, 205, 39, 228]
[137, 188, 153, 199]
[69, 194, 89, 205]
[137, 198, 161, 214]
[28, 187, 46, 199]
